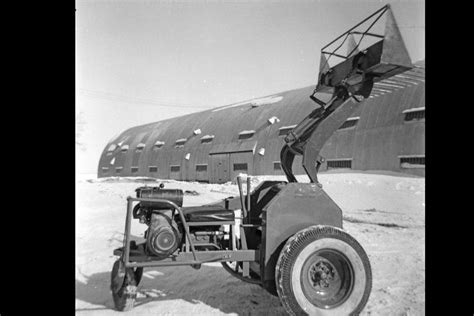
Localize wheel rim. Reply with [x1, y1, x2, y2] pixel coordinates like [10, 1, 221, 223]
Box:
[300, 249, 354, 309]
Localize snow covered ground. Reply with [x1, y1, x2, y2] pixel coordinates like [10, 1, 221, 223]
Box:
[76, 171, 425, 315]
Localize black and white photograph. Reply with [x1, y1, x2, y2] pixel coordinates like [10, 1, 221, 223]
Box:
[76, 0, 425, 314]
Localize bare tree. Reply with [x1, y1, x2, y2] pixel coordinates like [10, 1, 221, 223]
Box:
[76, 111, 86, 151]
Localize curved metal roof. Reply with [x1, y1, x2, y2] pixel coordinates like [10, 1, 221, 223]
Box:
[98, 60, 425, 179]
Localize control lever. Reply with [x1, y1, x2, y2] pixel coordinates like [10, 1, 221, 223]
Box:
[236, 176, 247, 219]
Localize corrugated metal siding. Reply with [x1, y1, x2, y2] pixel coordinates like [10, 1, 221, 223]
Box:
[98, 62, 425, 180]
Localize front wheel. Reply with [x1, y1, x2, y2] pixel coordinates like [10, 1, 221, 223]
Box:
[110, 260, 138, 311]
[275, 225, 372, 315]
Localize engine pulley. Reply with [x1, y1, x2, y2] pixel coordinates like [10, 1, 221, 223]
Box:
[145, 212, 181, 258]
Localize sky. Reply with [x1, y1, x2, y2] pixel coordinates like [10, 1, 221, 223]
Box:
[75, 0, 425, 174]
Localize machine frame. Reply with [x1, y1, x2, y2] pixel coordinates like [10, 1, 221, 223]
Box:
[109, 4, 413, 314]
[115, 196, 258, 269]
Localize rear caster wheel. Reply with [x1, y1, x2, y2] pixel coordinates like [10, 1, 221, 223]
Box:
[276, 225, 372, 315]
[111, 260, 138, 311]
[134, 267, 143, 285]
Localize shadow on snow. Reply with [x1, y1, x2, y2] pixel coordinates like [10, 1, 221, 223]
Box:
[76, 262, 286, 315]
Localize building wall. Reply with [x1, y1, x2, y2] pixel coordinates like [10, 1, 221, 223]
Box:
[98, 64, 425, 181]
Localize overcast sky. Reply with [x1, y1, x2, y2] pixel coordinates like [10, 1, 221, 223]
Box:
[75, 0, 425, 174]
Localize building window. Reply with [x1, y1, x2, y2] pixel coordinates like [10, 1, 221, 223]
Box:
[403, 107, 425, 122]
[399, 155, 425, 169]
[154, 141, 165, 149]
[327, 159, 352, 169]
[149, 166, 158, 172]
[233, 163, 248, 171]
[101, 167, 109, 172]
[338, 117, 359, 130]
[273, 161, 282, 170]
[115, 167, 123, 173]
[278, 125, 297, 136]
[238, 130, 255, 140]
[170, 165, 180, 172]
[196, 164, 208, 172]
[201, 135, 214, 144]
[131, 167, 139, 173]
[120, 145, 129, 152]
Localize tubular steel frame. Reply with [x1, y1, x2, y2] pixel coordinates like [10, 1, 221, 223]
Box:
[117, 196, 258, 269]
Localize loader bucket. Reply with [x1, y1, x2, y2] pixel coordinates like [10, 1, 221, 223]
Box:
[312, 4, 413, 101]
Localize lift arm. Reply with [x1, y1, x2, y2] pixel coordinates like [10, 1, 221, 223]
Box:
[280, 4, 413, 183]
[280, 80, 365, 183]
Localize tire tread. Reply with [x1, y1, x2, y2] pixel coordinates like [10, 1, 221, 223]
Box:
[275, 225, 372, 316]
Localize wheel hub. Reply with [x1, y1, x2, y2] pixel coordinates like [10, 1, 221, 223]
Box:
[309, 261, 336, 289]
[300, 250, 354, 309]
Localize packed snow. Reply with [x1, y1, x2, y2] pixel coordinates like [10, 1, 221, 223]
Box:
[76, 171, 425, 315]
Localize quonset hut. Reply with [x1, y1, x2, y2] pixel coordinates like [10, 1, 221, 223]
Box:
[98, 61, 425, 183]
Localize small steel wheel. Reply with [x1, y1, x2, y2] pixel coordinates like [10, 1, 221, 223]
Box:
[110, 260, 138, 311]
[134, 267, 144, 285]
[275, 225, 372, 315]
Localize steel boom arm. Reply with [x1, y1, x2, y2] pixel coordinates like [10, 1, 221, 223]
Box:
[280, 84, 363, 184]
[279, 4, 414, 183]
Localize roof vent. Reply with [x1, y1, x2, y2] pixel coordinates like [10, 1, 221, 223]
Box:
[278, 125, 297, 136]
[238, 130, 255, 140]
[403, 107, 425, 122]
[201, 135, 215, 143]
[338, 117, 359, 130]
[175, 138, 187, 148]
[154, 140, 165, 148]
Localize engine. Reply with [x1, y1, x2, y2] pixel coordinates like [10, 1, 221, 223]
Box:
[134, 185, 183, 258]
[133, 184, 232, 258]
[145, 211, 181, 258]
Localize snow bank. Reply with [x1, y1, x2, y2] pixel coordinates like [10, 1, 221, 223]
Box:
[76, 172, 425, 315]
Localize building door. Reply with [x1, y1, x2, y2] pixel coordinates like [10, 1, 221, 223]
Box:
[210, 154, 230, 183]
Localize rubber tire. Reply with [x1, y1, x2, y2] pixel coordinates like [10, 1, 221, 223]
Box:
[111, 260, 138, 311]
[275, 225, 372, 316]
